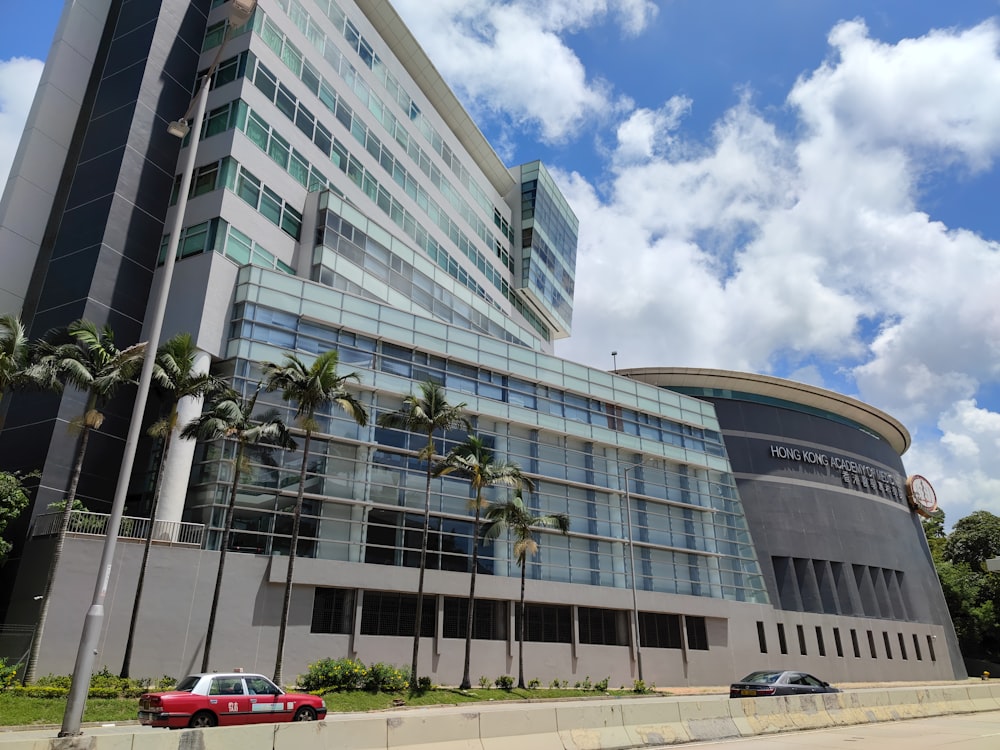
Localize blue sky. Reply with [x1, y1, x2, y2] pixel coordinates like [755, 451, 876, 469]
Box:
[3, 1, 1000, 527]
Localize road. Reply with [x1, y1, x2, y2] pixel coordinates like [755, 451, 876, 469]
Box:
[663, 710, 1000, 749]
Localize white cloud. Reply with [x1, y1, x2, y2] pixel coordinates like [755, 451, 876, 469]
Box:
[0, 57, 42, 193]
[545, 19, 1000, 525]
[391, 0, 655, 142]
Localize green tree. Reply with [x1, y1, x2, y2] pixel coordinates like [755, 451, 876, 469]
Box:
[25, 320, 145, 683]
[0, 314, 58, 422]
[483, 490, 568, 688]
[263, 351, 368, 686]
[943, 510, 1000, 568]
[433, 434, 531, 690]
[181, 385, 296, 672]
[922, 509, 947, 564]
[377, 380, 468, 689]
[119, 333, 222, 677]
[0, 470, 33, 565]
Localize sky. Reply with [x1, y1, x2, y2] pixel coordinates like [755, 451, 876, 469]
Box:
[2, 1, 1000, 527]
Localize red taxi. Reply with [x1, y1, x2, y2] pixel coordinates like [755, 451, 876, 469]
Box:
[138, 672, 326, 728]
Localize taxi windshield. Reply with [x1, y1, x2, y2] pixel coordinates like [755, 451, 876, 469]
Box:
[175, 676, 200, 692]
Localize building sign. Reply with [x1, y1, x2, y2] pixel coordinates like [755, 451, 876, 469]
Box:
[768, 444, 905, 502]
[906, 474, 938, 517]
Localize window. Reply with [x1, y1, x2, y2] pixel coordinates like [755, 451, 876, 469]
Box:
[833, 627, 843, 657]
[311, 587, 354, 634]
[797, 624, 807, 655]
[815, 626, 826, 656]
[360, 591, 434, 637]
[927, 634, 936, 661]
[898, 633, 908, 660]
[756, 621, 767, 653]
[777, 623, 788, 655]
[913, 633, 922, 660]
[519, 603, 571, 643]
[850, 629, 861, 658]
[640, 612, 681, 649]
[443, 597, 507, 641]
[882, 631, 893, 659]
[578, 607, 627, 646]
[686, 616, 709, 650]
[867, 630, 877, 658]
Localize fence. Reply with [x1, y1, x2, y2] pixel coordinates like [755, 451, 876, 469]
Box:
[31, 511, 205, 547]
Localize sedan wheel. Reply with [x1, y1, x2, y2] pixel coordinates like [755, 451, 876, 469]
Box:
[293, 706, 317, 721]
[188, 711, 218, 728]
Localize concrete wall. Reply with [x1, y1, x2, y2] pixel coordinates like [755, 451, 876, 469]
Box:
[1, 535, 960, 687]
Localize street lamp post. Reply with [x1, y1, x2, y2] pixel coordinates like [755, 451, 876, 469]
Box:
[622, 461, 644, 683]
[58, 1, 256, 736]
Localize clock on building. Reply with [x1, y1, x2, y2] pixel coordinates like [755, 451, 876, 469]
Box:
[906, 474, 938, 517]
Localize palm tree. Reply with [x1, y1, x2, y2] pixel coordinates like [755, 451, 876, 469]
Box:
[263, 350, 368, 686]
[24, 320, 145, 683]
[0, 314, 58, 417]
[119, 333, 222, 677]
[181, 385, 295, 672]
[377, 380, 468, 689]
[484, 490, 569, 688]
[0, 314, 30, 397]
[433, 434, 532, 689]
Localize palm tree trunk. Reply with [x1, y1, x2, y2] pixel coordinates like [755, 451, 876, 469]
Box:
[409, 457, 434, 690]
[202, 439, 246, 672]
[461, 493, 483, 690]
[518, 559, 526, 689]
[24, 423, 91, 685]
[275, 430, 311, 686]
[120, 429, 173, 678]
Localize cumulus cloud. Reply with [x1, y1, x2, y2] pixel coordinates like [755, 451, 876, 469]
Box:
[0, 57, 42, 192]
[391, 0, 656, 142]
[544, 19, 1000, 524]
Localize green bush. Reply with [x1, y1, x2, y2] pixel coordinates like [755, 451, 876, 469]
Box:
[0, 658, 18, 691]
[632, 679, 649, 694]
[527, 678, 540, 690]
[298, 658, 367, 692]
[34, 674, 72, 690]
[415, 676, 432, 693]
[494, 675, 514, 690]
[362, 663, 408, 693]
[593, 677, 609, 692]
[478, 676, 492, 689]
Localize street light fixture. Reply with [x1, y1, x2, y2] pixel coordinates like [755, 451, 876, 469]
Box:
[58, 1, 257, 736]
[622, 460, 646, 682]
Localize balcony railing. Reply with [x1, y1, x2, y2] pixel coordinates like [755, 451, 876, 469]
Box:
[31, 511, 205, 547]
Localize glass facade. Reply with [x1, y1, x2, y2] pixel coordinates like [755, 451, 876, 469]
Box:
[183, 266, 768, 604]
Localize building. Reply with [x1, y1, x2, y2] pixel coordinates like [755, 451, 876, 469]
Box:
[0, 0, 963, 686]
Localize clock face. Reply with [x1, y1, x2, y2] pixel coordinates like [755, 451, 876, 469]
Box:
[907, 474, 938, 517]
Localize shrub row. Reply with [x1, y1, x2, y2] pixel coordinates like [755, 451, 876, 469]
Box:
[0, 662, 177, 698]
[299, 658, 409, 693]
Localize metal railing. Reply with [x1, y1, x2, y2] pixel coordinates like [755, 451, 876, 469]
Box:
[31, 511, 205, 547]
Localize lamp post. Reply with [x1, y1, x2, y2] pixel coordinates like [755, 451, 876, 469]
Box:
[622, 461, 644, 683]
[58, 1, 256, 736]
[611, 351, 618, 371]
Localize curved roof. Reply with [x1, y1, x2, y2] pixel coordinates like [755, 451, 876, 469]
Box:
[620, 367, 911, 455]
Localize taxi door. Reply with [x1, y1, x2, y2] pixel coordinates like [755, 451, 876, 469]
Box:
[245, 675, 291, 723]
[208, 676, 251, 724]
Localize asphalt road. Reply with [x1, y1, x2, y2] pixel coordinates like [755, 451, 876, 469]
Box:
[661, 710, 1000, 749]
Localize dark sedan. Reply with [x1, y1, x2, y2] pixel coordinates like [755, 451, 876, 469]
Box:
[730, 670, 841, 698]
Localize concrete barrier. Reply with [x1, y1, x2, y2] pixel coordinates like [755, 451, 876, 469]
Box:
[386, 707, 482, 750]
[7, 683, 1000, 750]
[554, 701, 631, 750]
[275, 715, 386, 750]
[619, 696, 692, 746]
[478, 703, 561, 750]
[674, 695, 741, 742]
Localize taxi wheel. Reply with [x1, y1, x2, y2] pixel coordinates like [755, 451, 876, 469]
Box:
[293, 706, 317, 721]
[188, 711, 218, 728]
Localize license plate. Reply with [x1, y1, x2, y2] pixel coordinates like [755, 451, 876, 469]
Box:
[740, 689, 755, 696]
